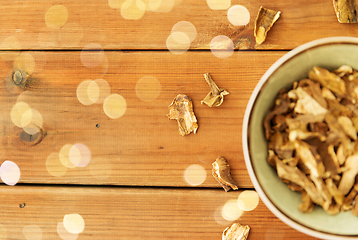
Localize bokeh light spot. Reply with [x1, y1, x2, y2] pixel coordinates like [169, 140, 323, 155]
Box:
[78, 79, 111, 105]
[60, 144, 76, 169]
[184, 164, 206, 186]
[0, 161, 20, 186]
[77, 80, 94, 106]
[16, 91, 31, 103]
[135, 76, 161, 102]
[14, 52, 36, 75]
[20, 108, 33, 130]
[214, 206, 231, 225]
[227, 5, 250, 26]
[81, 43, 104, 68]
[93, 79, 111, 104]
[69, 143, 91, 168]
[207, 0, 231, 10]
[166, 31, 191, 54]
[87, 81, 100, 104]
[23, 225, 43, 240]
[141, 0, 152, 11]
[63, 214, 85, 234]
[121, 0, 146, 20]
[171, 21, 197, 43]
[221, 199, 243, 221]
[57, 222, 79, 240]
[237, 190, 259, 211]
[11, 102, 32, 128]
[103, 94, 127, 119]
[0, 36, 21, 50]
[23, 109, 43, 135]
[45, 5, 69, 29]
[46, 152, 67, 177]
[210, 35, 234, 59]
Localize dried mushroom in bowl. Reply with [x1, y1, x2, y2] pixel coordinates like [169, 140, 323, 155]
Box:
[264, 65, 358, 215]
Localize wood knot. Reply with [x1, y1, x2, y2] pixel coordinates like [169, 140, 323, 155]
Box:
[12, 69, 28, 86]
[5, 69, 31, 94]
[20, 126, 46, 146]
[10, 126, 46, 148]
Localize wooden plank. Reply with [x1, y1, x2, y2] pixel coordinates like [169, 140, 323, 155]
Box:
[0, 0, 356, 50]
[0, 185, 318, 239]
[0, 50, 284, 187]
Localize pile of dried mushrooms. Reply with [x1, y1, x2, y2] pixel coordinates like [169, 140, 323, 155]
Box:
[264, 65, 358, 215]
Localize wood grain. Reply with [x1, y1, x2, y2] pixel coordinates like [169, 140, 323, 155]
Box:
[0, 1, 350, 239]
[0, 185, 319, 239]
[0, 50, 284, 187]
[0, 0, 356, 50]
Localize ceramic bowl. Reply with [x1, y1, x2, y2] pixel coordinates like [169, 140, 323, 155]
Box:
[242, 37, 358, 240]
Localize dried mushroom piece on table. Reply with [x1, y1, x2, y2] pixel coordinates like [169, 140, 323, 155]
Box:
[167, 94, 198, 136]
[212, 156, 238, 192]
[333, 0, 358, 23]
[222, 223, 250, 240]
[201, 73, 229, 107]
[254, 6, 281, 45]
[264, 65, 358, 215]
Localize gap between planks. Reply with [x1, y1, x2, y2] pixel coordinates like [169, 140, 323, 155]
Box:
[3, 182, 256, 191]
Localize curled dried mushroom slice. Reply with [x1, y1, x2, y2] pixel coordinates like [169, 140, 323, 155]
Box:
[167, 94, 198, 136]
[201, 73, 229, 107]
[222, 223, 250, 240]
[212, 156, 238, 192]
[326, 178, 344, 206]
[308, 66, 346, 96]
[275, 157, 325, 207]
[337, 115, 357, 140]
[336, 65, 353, 76]
[263, 90, 291, 139]
[342, 182, 358, 211]
[299, 190, 314, 213]
[293, 140, 325, 178]
[338, 154, 358, 195]
[254, 6, 281, 45]
[289, 87, 328, 116]
[333, 0, 358, 23]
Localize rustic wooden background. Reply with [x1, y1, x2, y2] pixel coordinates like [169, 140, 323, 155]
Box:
[1, 0, 357, 239]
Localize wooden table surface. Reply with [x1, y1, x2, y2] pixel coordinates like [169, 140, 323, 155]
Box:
[0, 0, 357, 239]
